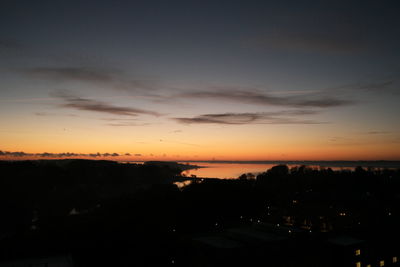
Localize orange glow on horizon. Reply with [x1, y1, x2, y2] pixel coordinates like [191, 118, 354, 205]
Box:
[1, 147, 399, 162]
[1, 123, 399, 161]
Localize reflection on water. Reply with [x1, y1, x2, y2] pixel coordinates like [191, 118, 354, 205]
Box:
[174, 180, 193, 189]
[180, 163, 288, 179]
[179, 162, 370, 179]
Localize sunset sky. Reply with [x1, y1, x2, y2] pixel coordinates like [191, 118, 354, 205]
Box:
[1, 0, 400, 161]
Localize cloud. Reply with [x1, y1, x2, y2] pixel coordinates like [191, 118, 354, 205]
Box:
[0, 150, 126, 158]
[106, 122, 151, 126]
[328, 79, 397, 94]
[0, 38, 34, 60]
[158, 139, 202, 147]
[355, 80, 395, 91]
[174, 110, 323, 125]
[0, 39, 24, 51]
[178, 89, 352, 108]
[328, 136, 352, 142]
[21, 66, 161, 92]
[366, 131, 390, 135]
[99, 117, 151, 126]
[54, 93, 161, 116]
[0, 151, 28, 157]
[340, 79, 397, 94]
[34, 112, 53, 116]
[251, 29, 368, 53]
[24, 67, 117, 83]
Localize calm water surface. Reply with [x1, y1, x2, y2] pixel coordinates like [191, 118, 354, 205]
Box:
[180, 163, 278, 179]
[178, 163, 347, 179]
[179, 161, 400, 178]
[125, 161, 400, 179]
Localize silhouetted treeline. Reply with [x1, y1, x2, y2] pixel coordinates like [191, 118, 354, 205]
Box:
[0, 160, 179, 240]
[254, 165, 400, 231]
[0, 160, 399, 266]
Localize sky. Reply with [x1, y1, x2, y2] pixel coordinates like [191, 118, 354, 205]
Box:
[1, 0, 400, 161]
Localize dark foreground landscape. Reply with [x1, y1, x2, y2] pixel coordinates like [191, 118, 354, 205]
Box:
[0, 159, 399, 267]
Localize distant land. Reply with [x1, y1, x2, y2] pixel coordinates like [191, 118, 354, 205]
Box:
[143, 161, 203, 171]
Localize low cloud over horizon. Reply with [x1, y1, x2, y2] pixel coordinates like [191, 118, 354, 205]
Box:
[0, 150, 143, 158]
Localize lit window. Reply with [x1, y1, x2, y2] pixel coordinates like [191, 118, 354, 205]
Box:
[393, 257, 398, 263]
[379, 260, 385, 266]
[355, 261, 361, 267]
[355, 249, 361, 256]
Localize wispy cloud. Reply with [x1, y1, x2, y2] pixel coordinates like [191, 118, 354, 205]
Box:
[1, 38, 162, 92]
[177, 89, 352, 108]
[33, 112, 78, 117]
[106, 122, 151, 127]
[0, 39, 24, 51]
[159, 139, 202, 147]
[174, 110, 323, 125]
[34, 112, 54, 116]
[99, 117, 151, 127]
[250, 28, 369, 53]
[327, 78, 396, 93]
[366, 131, 391, 135]
[21, 66, 161, 92]
[24, 67, 116, 83]
[54, 93, 161, 116]
[355, 80, 395, 91]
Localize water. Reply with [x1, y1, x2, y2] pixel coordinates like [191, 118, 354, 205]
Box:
[180, 162, 279, 179]
[179, 161, 400, 179]
[179, 162, 339, 179]
[123, 161, 400, 179]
